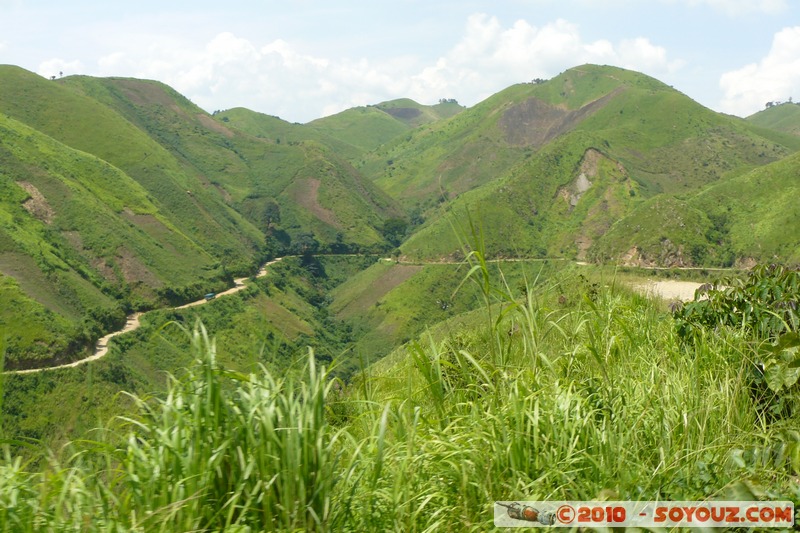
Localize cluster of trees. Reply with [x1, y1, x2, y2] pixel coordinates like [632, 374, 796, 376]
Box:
[438, 98, 459, 104]
[765, 98, 796, 108]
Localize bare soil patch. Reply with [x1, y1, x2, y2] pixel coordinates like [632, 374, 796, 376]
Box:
[384, 107, 421, 121]
[635, 280, 704, 302]
[292, 178, 341, 228]
[18, 181, 55, 224]
[500, 88, 623, 148]
[197, 113, 235, 138]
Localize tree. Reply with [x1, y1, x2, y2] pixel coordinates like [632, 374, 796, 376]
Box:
[381, 217, 408, 247]
[263, 200, 281, 227]
[293, 233, 319, 256]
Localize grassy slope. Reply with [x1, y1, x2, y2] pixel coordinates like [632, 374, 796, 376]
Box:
[698, 152, 800, 262]
[747, 102, 800, 136]
[594, 150, 800, 265]
[329, 258, 563, 369]
[373, 98, 465, 128]
[360, 84, 533, 210]
[219, 99, 464, 165]
[305, 106, 410, 156]
[66, 76, 401, 251]
[0, 67, 285, 366]
[269, 142, 401, 249]
[0, 112, 242, 366]
[1, 263, 797, 531]
[214, 105, 412, 166]
[212, 107, 358, 159]
[1, 255, 367, 449]
[0, 65, 403, 368]
[0, 67, 262, 275]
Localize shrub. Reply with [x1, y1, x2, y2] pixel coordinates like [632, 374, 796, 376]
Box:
[673, 264, 800, 393]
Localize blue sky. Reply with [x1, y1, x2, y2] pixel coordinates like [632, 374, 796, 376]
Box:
[1, 0, 798, 122]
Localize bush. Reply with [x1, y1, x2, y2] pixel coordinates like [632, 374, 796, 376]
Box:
[674, 264, 799, 341]
[673, 264, 800, 393]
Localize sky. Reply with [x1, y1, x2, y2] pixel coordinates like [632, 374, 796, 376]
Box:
[1, 0, 799, 123]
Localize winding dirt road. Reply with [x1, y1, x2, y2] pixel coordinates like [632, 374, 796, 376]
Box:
[7, 258, 283, 375]
[7, 256, 722, 374]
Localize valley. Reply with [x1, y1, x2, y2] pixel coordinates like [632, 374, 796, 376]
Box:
[0, 62, 799, 531]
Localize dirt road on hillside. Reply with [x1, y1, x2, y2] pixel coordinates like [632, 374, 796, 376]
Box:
[7, 257, 283, 374]
[8, 256, 722, 374]
[635, 280, 705, 302]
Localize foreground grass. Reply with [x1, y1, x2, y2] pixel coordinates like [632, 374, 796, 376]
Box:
[0, 269, 798, 531]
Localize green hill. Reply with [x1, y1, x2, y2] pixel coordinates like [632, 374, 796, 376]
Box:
[0, 66, 264, 271]
[218, 98, 465, 164]
[385, 65, 800, 262]
[305, 106, 410, 155]
[0, 112, 225, 367]
[61, 74, 401, 252]
[747, 102, 800, 136]
[592, 149, 800, 266]
[1, 61, 800, 531]
[2, 61, 800, 371]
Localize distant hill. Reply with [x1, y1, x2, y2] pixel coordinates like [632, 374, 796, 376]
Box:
[0, 66, 264, 269]
[373, 98, 464, 128]
[747, 102, 800, 136]
[379, 65, 800, 262]
[63, 75, 401, 251]
[218, 98, 465, 163]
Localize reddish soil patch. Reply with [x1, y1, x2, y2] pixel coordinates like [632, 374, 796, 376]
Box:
[112, 79, 177, 108]
[292, 178, 341, 228]
[500, 88, 623, 147]
[18, 181, 55, 224]
[197, 113, 235, 138]
[116, 246, 162, 287]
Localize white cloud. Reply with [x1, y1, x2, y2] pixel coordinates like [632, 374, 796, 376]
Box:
[719, 26, 800, 116]
[617, 38, 684, 73]
[665, 0, 787, 15]
[78, 14, 681, 122]
[37, 58, 84, 79]
[404, 14, 682, 108]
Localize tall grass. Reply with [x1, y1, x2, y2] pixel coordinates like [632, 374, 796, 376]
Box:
[0, 267, 798, 531]
[113, 323, 352, 531]
[0, 323, 354, 532]
[339, 260, 800, 530]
